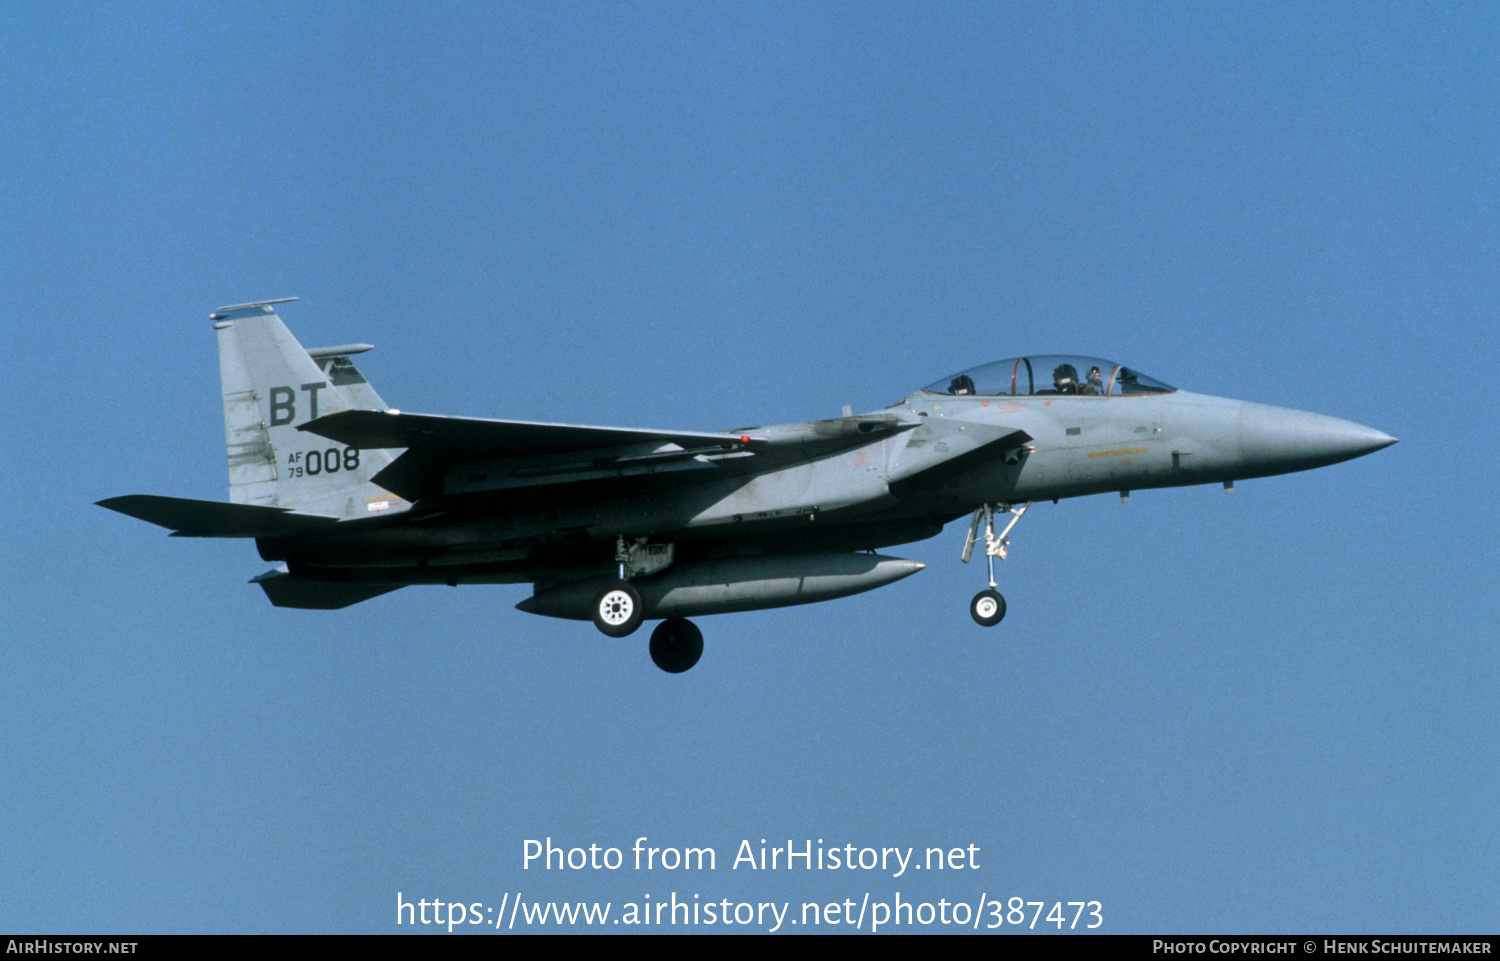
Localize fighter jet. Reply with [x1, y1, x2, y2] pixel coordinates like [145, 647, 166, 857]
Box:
[99, 299, 1396, 672]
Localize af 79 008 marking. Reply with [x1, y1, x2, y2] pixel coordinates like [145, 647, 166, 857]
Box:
[284, 447, 361, 478]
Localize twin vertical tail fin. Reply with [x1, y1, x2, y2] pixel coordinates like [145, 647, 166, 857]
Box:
[212, 299, 406, 519]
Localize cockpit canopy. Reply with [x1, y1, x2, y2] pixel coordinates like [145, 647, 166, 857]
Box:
[922, 355, 1175, 397]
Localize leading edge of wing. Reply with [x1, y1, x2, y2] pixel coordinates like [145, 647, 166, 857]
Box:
[299, 409, 753, 460]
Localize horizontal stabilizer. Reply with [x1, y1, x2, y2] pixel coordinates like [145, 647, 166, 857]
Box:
[251, 567, 406, 609]
[97, 495, 340, 538]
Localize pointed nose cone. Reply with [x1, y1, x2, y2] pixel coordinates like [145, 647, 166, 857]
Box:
[1238, 404, 1396, 477]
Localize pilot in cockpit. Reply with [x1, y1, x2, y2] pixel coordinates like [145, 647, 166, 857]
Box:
[1052, 363, 1080, 395]
[1083, 365, 1104, 396]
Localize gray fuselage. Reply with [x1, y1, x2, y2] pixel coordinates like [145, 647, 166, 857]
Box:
[258, 386, 1394, 593]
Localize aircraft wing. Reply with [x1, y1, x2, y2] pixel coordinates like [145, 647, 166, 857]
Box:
[299, 409, 921, 502]
[299, 409, 754, 459]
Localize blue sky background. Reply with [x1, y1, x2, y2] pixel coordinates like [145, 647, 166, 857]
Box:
[4, 1, 1495, 934]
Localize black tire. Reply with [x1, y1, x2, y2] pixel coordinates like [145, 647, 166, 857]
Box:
[970, 589, 1006, 627]
[649, 617, 704, 673]
[592, 581, 644, 637]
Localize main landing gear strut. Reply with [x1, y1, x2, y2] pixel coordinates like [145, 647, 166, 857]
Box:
[589, 536, 703, 673]
[961, 502, 1030, 627]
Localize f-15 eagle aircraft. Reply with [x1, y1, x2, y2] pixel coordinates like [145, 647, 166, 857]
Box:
[100, 299, 1395, 672]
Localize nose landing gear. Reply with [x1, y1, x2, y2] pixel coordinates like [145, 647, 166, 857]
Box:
[970, 589, 1006, 626]
[962, 502, 1029, 627]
